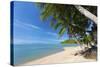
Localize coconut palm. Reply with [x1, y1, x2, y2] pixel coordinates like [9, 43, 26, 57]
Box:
[36, 3, 97, 53]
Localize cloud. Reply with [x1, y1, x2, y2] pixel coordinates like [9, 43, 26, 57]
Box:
[48, 39, 65, 42]
[46, 32, 58, 36]
[14, 38, 60, 45]
[14, 19, 59, 36]
[14, 19, 41, 31]
[23, 23, 41, 30]
[14, 38, 33, 44]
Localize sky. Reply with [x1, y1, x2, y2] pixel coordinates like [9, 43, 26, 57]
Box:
[12, 1, 69, 44]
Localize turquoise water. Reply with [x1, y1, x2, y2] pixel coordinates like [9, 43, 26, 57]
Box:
[13, 43, 78, 65]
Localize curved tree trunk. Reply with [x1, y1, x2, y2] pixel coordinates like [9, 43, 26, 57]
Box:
[73, 35, 83, 49]
[74, 39, 83, 49]
[74, 5, 97, 24]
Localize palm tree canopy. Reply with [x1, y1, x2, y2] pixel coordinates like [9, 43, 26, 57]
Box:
[36, 3, 97, 46]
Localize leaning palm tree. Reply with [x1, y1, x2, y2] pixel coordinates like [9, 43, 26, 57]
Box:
[74, 5, 97, 24]
[36, 3, 97, 58]
[36, 3, 97, 46]
[37, 3, 97, 24]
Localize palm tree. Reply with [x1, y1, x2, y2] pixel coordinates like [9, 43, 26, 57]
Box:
[36, 3, 97, 52]
[74, 5, 97, 24]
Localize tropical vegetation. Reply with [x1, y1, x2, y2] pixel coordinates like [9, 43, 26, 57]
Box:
[36, 3, 97, 59]
[61, 39, 77, 44]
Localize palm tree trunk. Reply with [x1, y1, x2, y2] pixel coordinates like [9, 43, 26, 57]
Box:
[74, 39, 85, 50]
[73, 35, 83, 49]
[74, 5, 97, 24]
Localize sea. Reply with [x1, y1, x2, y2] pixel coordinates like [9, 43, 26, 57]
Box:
[13, 43, 78, 65]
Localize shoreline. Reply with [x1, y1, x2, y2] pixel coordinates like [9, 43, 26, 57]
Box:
[20, 46, 96, 66]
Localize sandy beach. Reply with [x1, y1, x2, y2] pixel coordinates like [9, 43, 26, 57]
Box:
[21, 46, 96, 66]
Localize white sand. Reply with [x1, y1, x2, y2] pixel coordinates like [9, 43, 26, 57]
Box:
[21, 46, 96, 66]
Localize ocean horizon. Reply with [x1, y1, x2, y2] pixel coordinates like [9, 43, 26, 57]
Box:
[13, 43, 78, 65]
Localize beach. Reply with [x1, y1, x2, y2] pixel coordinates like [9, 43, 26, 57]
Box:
[21, 46, 96, 66]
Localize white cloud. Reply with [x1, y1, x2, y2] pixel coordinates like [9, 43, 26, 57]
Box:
[14, 19, 41, 30]
[14, 39, 34, 44]
[23, 23, 41, 30]
[46, 32, 58, 36]
[14, 19, 59, 37]
[14, 38, 60, 45]
[50, 39, 65, 42]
